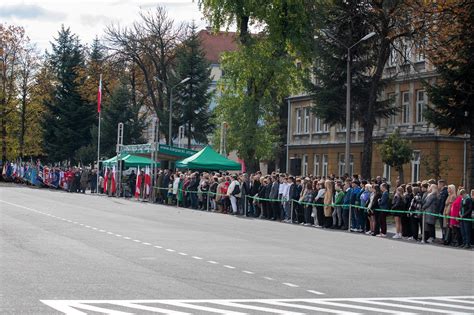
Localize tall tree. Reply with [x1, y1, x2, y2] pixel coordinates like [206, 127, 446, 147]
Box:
[418, 0, 474, 189]
[43, 26, 94, 162]
[304, 0, 420, 180]
[379, 129, 413, 184]
[100, 80, 145, 158]
[0, 24, 26, 162]
[174, 22, 213, 148]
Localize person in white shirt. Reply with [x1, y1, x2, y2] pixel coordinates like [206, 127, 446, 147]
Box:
[227, 174, 240, 215]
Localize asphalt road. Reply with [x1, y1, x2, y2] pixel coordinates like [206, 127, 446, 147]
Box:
[1, 183, 473, 314]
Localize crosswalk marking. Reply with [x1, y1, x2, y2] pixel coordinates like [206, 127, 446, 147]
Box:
[41, 295, 474, 314]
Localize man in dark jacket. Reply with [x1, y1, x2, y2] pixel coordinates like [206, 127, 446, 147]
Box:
[437, 179, 448, 239]
[269, 175, 280, 220]
[129, 170, 137, 197]
[188, 173, 199, 209]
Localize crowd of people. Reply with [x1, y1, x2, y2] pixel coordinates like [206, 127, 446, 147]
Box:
[3, 161, 473, 249]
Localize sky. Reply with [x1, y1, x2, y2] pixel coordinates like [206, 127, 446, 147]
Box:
[1, 0, 207, 52]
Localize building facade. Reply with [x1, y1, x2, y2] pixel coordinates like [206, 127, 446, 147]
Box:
[287, 45, 468, 186]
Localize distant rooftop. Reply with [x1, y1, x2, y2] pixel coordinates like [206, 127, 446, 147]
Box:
[198, 28, 238, 64]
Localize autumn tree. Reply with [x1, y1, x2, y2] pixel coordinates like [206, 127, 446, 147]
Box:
[416, 0, 474, 189]
[379, 129, 413, 184]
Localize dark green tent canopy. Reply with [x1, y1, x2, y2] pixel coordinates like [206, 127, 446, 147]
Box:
[175, 146, 241, 171]
[103, 154, 158, 168]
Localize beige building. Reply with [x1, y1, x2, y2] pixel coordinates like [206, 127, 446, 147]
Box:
[287, 43, 469, 186]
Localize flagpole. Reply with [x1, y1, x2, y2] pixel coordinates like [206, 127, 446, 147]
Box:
[96, 74, 102, 194]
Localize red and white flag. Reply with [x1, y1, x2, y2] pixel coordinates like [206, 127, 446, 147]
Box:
[111, 165, 116, 194]
[144, 166, 151, 197]
[135, 170, 142, 199]
[97, 75, 102, 113]
[104, 168, 108, 193]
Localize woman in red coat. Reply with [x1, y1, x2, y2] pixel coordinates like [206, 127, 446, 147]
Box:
[450, 193, 463, 246]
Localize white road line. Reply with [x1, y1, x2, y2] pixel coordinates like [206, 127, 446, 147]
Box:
[207, 260, 218, 264]
[154, 245, 163, 249]
[133, 240, 141, 243]
[166, 249, 175, 252]
[356, 300, 469, 314]
[99, 230, 106, 232]
[158, 301, 245, 315]
[123, 237, 131, 240]
[223, 265, 235, 269]
[309, 300, 413, 314]
[307, 290, 325, 295]
[435, 298, 474, 305]
[107, 232, 113, 235]
[112, 301, 190, 315]
[282, 283, 299, 288]
[264, 277, 274, 280]
[92, 227, 98, 230]
[142, 242, 151, 246]
[192, 256, 203, 260]
[212, 301, 303, 315]
[242, 270, 254, 274]
[258, 301, 358, 314]
[398, 298, 474, 310]
[179, 252, 188, 256]
[85, 225, 91, 228]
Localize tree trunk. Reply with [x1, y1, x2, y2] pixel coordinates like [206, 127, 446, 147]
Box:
[1, 116, 6, 163]
[397, 165, 405, 185]
[19, 94, 27, 159]
[361, 121, 374, 180]
[469, 119, 474, 191]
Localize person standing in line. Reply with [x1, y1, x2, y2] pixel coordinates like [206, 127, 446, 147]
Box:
[442, 185, 457, 245]
[367, 184, 381, 236]
[323, 180, 334, 228]
[350, 180, 362, 232]
[437, 179, 449, 240]
[422, 184, 439, 243]
[360, 183, 371, 232]
[313, 180, 325, 228]
[342, 180, 352, 230]
[408, 186, 423, 241]
[391, 186, 406, 239]
[301, 181, 315, 226]
[459, 189, 472, 249]
[377, 183, 390, 237]
[403, 185, 414, 238]
[269, 175, 280, 220]
[227, 174, 240, 215]
[129, 170, 137, 197]
[332, 182, 345, 229]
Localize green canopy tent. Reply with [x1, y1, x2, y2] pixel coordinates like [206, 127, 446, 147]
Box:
[102, 154, 159, 168]
[175, 145, 242, 171]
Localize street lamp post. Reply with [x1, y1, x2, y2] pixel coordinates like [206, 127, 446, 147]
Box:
[157, 77, 190, 146]
[344, 32, 376, 177]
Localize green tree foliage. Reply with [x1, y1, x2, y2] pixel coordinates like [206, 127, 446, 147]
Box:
[379, 130, 413, 184]
[100, 80, 145, 158]
[42, 26, 95, 162]
[304, 0, 418, 180]
[174, 22, 214, 148]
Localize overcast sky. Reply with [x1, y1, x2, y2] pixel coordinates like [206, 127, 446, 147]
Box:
[1, 0, 207, 52]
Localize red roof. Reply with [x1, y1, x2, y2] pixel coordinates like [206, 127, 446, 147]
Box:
[198, 29, 238, 64]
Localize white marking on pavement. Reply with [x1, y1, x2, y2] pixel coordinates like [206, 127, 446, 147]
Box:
[115, 234, 122, 237]
[308, 300, 410, 314]
[264, 277, 274, 280]
[92, 227, 98, 230]
[283, 282, 299, 288]
[259, 301, 359, 314]
[154, 245, 162, 249]
[107, 232, 113, 235]
[192, 256, 203, 260]
[397, 298, 474, 310]
[207, 260, 218, 264]
[158, 301, 246, 315]
[85, 225, 91, 228]
[133, 240, 141, 243]
[99, 229, 106, 232]
[179, 252, 188, 256]
[242, 270, 254, 274]
[166, 249, 175, 252]
[307, 290, 325, 295]
[142, 242, 151, 246]
[213, 301, 304, 314]
[224, 265, 235, 269]
[112, 301, 190, 315]
[355, 300, 468, 314]
[123, 237, 131, 240]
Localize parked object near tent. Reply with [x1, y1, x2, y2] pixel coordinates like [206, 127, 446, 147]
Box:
[176, 146, 241, 171]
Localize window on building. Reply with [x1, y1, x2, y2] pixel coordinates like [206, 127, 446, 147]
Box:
[303, 108, 310, 133]
[313, 154, 320, 177]
[338, 153, 353, 176]
[402, 91, 410, 124]
[296, 108, 302, 134]
[411, 151, 421, 182]
[383, 164, 391, 181]
[415, 38, 426, 62]
[338, 124, 346, 132]
[323, 122, 329, 133]
[387, 93, 397, 125]
[322, 154, 328, 177]
[314, 116, 322, 133]
[416, 90, 426, 123]
[388, 46, 397, 67]
[302, 154, 308, 176]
